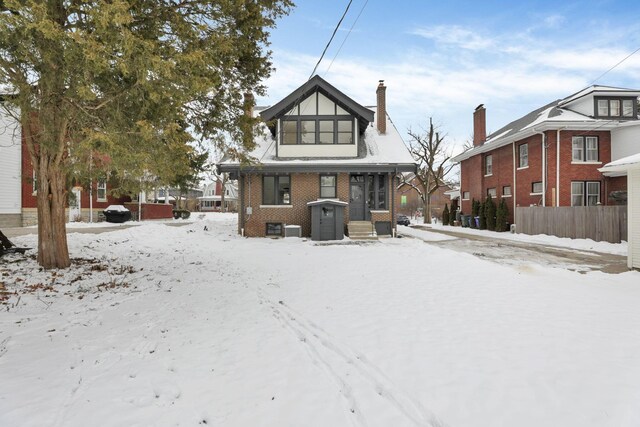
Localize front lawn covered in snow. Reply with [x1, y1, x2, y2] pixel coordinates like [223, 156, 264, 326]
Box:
[1, 213, 639, 427]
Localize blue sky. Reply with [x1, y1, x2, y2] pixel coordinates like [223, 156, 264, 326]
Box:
[258, 0, 640, 152]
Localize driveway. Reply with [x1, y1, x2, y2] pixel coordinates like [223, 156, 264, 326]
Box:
[401, 225, 629, 274]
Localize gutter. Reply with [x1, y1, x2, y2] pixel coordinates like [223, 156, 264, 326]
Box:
[533, 129, 546, 206]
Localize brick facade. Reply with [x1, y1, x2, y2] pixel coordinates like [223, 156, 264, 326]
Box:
[396, 179, 454, 219]
[460, 129, 616, 223]
[239, 172, 394, 237]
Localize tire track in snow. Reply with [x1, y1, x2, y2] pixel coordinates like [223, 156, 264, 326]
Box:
[258, 287, 447, 427]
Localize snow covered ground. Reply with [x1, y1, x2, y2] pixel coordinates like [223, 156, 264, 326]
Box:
[1, 213, 639, 427]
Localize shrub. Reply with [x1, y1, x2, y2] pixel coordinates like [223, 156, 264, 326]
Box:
[442, 203, 449, 225]
[470, 198, 478, 228]
[478, 200, 487, 230]
[495, 198, 509, 232]
[485, 195, 496, 231]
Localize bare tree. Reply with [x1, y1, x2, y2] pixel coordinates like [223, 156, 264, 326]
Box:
[406, 118, 456, 224]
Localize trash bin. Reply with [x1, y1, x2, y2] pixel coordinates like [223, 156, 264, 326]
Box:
[103, 205, 132, 223]
[461, 215, 471, 227]
[474, 216, 480, 228]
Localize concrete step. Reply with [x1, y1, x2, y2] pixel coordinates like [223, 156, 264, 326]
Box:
[347, 221, 378, 240]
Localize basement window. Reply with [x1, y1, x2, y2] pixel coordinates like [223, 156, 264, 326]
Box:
[266, 223, 283, 236]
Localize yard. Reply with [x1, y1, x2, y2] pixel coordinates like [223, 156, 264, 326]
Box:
[1, 214, 639, 427]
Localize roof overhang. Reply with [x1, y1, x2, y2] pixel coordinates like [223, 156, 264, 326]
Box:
[599, 154, 640, 176]
[452, 120, 620, 163]
[259, 75, 375, 132]
[219, 162, 416, 177]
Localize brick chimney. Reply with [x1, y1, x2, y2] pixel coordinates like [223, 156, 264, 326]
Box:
[473, 104, 486, 147]
[376, 80, 386, 134]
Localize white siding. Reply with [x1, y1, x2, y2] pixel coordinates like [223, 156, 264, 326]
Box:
[564, 97, 594, 117]
[611, 125, 640, 161]
[0, 109, 21, 214]
[629, 169, 640, 269]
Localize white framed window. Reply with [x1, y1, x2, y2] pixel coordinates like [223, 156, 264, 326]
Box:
[485, 155, 493, 176]
[610, 99, 620, 116]
[97, 179, 107, 201]
[623, 99, 634, 117]
[503, 186, 512, 197]
[586, 182, 601, 206]
[572, 136, 598, 162]
[597, 99, 609, 116]
[531, 181, 543, 194]
[571, 181, 601, 206]
[518, 143, 528, 168]
[571, 182, 584, 206]
[462, 191, 470, 200]
[487, 187, 496, 198]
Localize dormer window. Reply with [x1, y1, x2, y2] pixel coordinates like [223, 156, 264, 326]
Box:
[595, 97, 636, 118]
[280, 91, 355, 145]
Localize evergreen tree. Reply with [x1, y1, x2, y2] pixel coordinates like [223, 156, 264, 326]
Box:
[470, 198, 478, 228]
[485, 194, 496, 231]
[0, 0, 292, 268]
[449, 199, 457, 226]
[442, 203, 449, 225]
[495, 198, 509, 232]
[479, 200, 487, 230]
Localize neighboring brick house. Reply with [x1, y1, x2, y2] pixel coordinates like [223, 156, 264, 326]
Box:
[0, 96, 155, 227]
[453, 85, 640, 223]
[218, 76, 416, 239]
[395, 172, 455, 220]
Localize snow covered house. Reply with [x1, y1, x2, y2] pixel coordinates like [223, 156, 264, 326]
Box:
[218, 76, 416, 239]
[453, 85, 640, 223]
[600, 153, 640, 269]
[198, 180, 238, 212]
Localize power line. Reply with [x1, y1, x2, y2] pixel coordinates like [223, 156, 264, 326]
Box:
[308, 0, 353, 79]
[589, 45, 640, 85]
[325, 0, 368, 75]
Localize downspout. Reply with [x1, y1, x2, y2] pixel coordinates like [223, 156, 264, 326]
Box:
[392, 169, 397, 237]
[240, 172, 246, 236]
[534, 130, 546, 206]
[556, 128, 563, 207]
[512, 142, 517, 217]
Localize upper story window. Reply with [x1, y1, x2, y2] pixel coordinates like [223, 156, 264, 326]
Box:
[281, 91, 354, 145]
[572, 136, 598, 162]
[595, 97, 636, 119]
[518, 143, 528, 168]
[462, 191, 470, 200]
[485, 155, 493, 176]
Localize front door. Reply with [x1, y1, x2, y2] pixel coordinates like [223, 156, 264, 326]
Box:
[349, 175, 365, 221]
[69, 187, 82, 222]
[319, 205, 335, 240]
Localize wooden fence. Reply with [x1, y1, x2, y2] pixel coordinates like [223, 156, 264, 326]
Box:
[515, 206, 627, 243]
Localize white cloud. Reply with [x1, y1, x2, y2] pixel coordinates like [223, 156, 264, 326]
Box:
[259, 22, 640, 150]
[411, 25, 495, 51]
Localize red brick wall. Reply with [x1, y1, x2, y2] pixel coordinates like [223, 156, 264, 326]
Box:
[459, 129, 618, 223]
[556, 130, 611, 206]
[125, 203, 173, 220]
[240, 172, 393, 237]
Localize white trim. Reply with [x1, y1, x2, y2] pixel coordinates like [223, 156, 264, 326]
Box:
[370, 210, 390, 213]
[571, 161, 602, 165]
[484, 174, 493, 177]
[259, 205, 293, 208]
[516, 166, 529, 171]
[502, 194, 512, 198]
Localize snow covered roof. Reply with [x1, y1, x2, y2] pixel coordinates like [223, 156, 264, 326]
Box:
[219, 108, 416, 173]
[599, 152, 640, 175]
[558, 85, 640, 107]
[452, 85, 639, 163]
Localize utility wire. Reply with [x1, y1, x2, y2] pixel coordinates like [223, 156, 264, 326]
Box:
[309, 0, 353, 79]
[325, 0, 368, 75]
[589, 45, 640, 85]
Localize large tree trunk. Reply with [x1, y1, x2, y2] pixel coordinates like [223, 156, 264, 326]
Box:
[35, 154, 70, 269]
[423, 196, 432, 224]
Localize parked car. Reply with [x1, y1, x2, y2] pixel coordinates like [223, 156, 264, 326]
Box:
[103, 205, 132, 223]
[397, 214, 410, 226]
